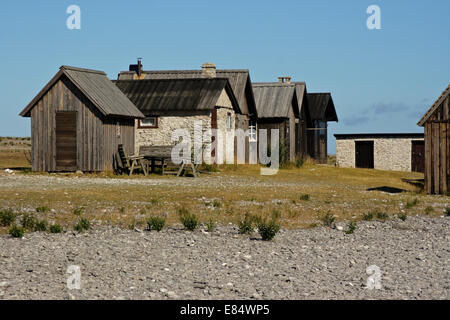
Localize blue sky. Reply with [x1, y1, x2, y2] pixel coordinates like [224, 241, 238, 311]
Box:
[1, 0, 449, 153]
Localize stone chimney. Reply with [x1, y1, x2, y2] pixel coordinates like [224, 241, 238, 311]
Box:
[278, 76, 291, 84]
[129, 58, 143, 77]
[202, 62, 216, 78]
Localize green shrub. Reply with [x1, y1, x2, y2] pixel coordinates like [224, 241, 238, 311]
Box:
[376, 211, 389, 221]
[319, 211, 335, 227]
[49, 224, 63, 233]
[362, 211, 374, 221]
[299, 194, 310, 201]
[445, 208, 450, 217]
[345, 221, 357, 234]
[295, 157, 305, 168]
[21, 213, 36, 230]
[73, 207, 85, 216]
[425, 206, 434, 215]
[147, 216, 166, 232]
[8, 225, 24, 238]
[205, 219, 216, 232]
[406, 198, 419, 209]
[34, 219, 48, 232]
[178, 209, 198, 231]
[0, 209, 16, 227]
[257, 218, 281, 241]
[398, 212, 407, 221]
[74, 218, 90, 232]
[36, 206, 50, 213]
[238, 213, 255, 234]
[212, 200, 221, 208]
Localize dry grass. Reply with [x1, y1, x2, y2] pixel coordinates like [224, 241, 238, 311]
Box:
[0, 137, 31, 169]
[0, 140, 448, 234]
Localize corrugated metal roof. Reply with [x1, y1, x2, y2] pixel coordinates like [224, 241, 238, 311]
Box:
[335, 133, 424, 139]
[417, 84, 450, 126]
[20, 66, 144, 119]
[114, 78, 240, 115]
[118, 69, 257, 116]
[307, 93, 338, 122]
[252, 83, 297, 118]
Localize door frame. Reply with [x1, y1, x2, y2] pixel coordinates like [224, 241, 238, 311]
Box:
[355, 140, 374, 169]
[55, 111, 78, 171]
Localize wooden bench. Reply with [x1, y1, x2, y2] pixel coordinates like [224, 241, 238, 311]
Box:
[117, 144, 147, 176]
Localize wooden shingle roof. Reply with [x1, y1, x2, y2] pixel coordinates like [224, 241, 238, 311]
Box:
[417, 84, 450, 126]
[252, 83, 298, 119]
[307, 93, 338, 122]
[114, 78, 240, 116]
[118, 69, 257, 117]
[20, 66, 144, 119]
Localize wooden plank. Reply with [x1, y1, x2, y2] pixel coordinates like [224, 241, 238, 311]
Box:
[425, 124, 432, 194]
[440, 122, 447, 193]
[433, 123, 440, 194]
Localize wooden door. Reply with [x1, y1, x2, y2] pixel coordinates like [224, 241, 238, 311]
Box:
[55, 112, 77, 171]
[411, 140, 425, 173]
[355, 141, 374, 169]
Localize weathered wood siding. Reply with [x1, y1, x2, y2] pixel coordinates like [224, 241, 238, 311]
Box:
[102, 118, 135, 171]
[30, 75, 135, 172]
[424, 95, 449, 194]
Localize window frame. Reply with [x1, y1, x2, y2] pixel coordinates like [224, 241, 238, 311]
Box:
[138, 116, 158, 129]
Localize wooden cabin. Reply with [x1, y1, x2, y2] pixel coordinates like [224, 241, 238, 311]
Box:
[417, 84, 450, 194]
[19, 66, 144, 172]
[114, 78, 241, 164]
[307, 93, 338, 163]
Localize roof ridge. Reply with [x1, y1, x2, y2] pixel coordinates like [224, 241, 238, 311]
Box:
[60, 65, 106, 75]
[417, 84, 450, 126]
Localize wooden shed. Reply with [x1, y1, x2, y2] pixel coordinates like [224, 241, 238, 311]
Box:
[417, 84, 450, 194]
[19, 66, 144, 172]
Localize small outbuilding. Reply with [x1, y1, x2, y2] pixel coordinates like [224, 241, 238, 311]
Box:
[19, 66, 144, 172]
[417, 84, 450, 194]
[334, 133, 425, 172]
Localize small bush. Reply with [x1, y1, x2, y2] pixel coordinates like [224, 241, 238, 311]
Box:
[178, 208, 198, 231]
[147, 216, 166, 232]
[398, 212, 407, 221]
[295, 157, 305, 168]
[406, 198, 419, 209]
[238, 213, 255, 234]
[9, 225, 24, 238]
[425, 206, 434, 215]
[362, 211, 374, 221]
[376, 211, 389, 221]
[36, 206, 50, 213]
[34, 219, 48, 232]
[74, 218, 90, 232]
[150, 198, 159, 205]
[212, 200, 221, 208]
[299, 194, 310, 201]
[205, 219, 216, 232]
[445, 208, 450, 217]
[21, 213, 36, 230]
[73, 207, 85, 216]
[49, 224, 63, 233]
[258, 219, 281, 241]
[319, 211, 335, 227]
[0, 209, 16, 227]
[345, 221, 357, 234]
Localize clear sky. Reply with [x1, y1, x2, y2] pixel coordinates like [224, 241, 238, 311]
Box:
[1, 0, 449, 153]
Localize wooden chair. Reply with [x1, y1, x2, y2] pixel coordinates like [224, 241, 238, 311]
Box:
[117, 144, 147, 176]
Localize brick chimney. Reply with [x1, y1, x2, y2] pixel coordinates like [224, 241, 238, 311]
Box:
[278, 76, 291, 83]
[202, 62, 216, 78]
[129, 58, 143, 77]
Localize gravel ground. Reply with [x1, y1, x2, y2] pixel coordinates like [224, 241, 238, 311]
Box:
[0, 216, 449, 300]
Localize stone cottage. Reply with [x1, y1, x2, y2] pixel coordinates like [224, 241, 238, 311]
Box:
[114, 78, 241, 164]
[334, 133, 425, 172]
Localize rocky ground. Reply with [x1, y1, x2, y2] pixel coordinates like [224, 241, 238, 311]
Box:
[1, 215, 449, 300]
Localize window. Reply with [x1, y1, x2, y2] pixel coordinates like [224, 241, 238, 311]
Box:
[116, 122, 121, 137]
[249, 121, 257, 142]
[139, 117, 158, 128]
[226, 113, 231, 130]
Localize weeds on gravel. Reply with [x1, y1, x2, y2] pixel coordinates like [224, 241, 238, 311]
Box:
[424, 206, 434, 215]
[299, 194, 310, 201]
[212, 200, 221, 208]
[74, 218, 90, 232]
[257, 211, 281, 241]
[21, 213, 36, 230]
[445, 208, 450, 217]
[238, 212, 256, 234]
[36, 206, 50, 213]
[345, 221, 357, 234]
[178, 208, 198, 231]
[0, 209, 16, 227]
[49, 224, 62, 233]
[362, 211, 374, 221]
[319, 211, 335, 227]
[406, 198, 419, 209]
[376, 211, 389, 221]
[73, 207, 85, 216]
[205, 219, 216, 232]
[398, 212, 407, 221]
[147, 216, 166, 232]
[34, 219, 48, 232]
[8, 225, 24, 238]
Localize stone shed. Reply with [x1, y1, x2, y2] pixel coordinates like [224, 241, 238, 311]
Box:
[334, 133, 425, 172]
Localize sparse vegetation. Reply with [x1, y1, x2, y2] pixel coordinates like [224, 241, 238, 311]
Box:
[212, 200, 221, 208]
[376, 211, 389, 221]
[362, 211, 374, 221]
[0, 209, 16, 227]
[345, 221, 357, 234]
[257, 218, 281, 241]
[34, 219, 48, 232]
[299, 194, 310, 201]
[238, 213, 255, 234]
[36, 206, 50, 213]
[406, 198, 419, 209]
[319, 211, 335, 227]
[178, 208, 198, 231]
[49, 224, 63, 233]
[398, 212, 407, 221]
[21, 213, 36, 230]
[74, 218, 91, 232]
[8, 225, 24, 238]
[147, 216, 166, 232]
[205, 219, 216, 232]
[425, 206, 434, 215]
[73, 207, 85, 216]
[445, 208, 450, 217]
